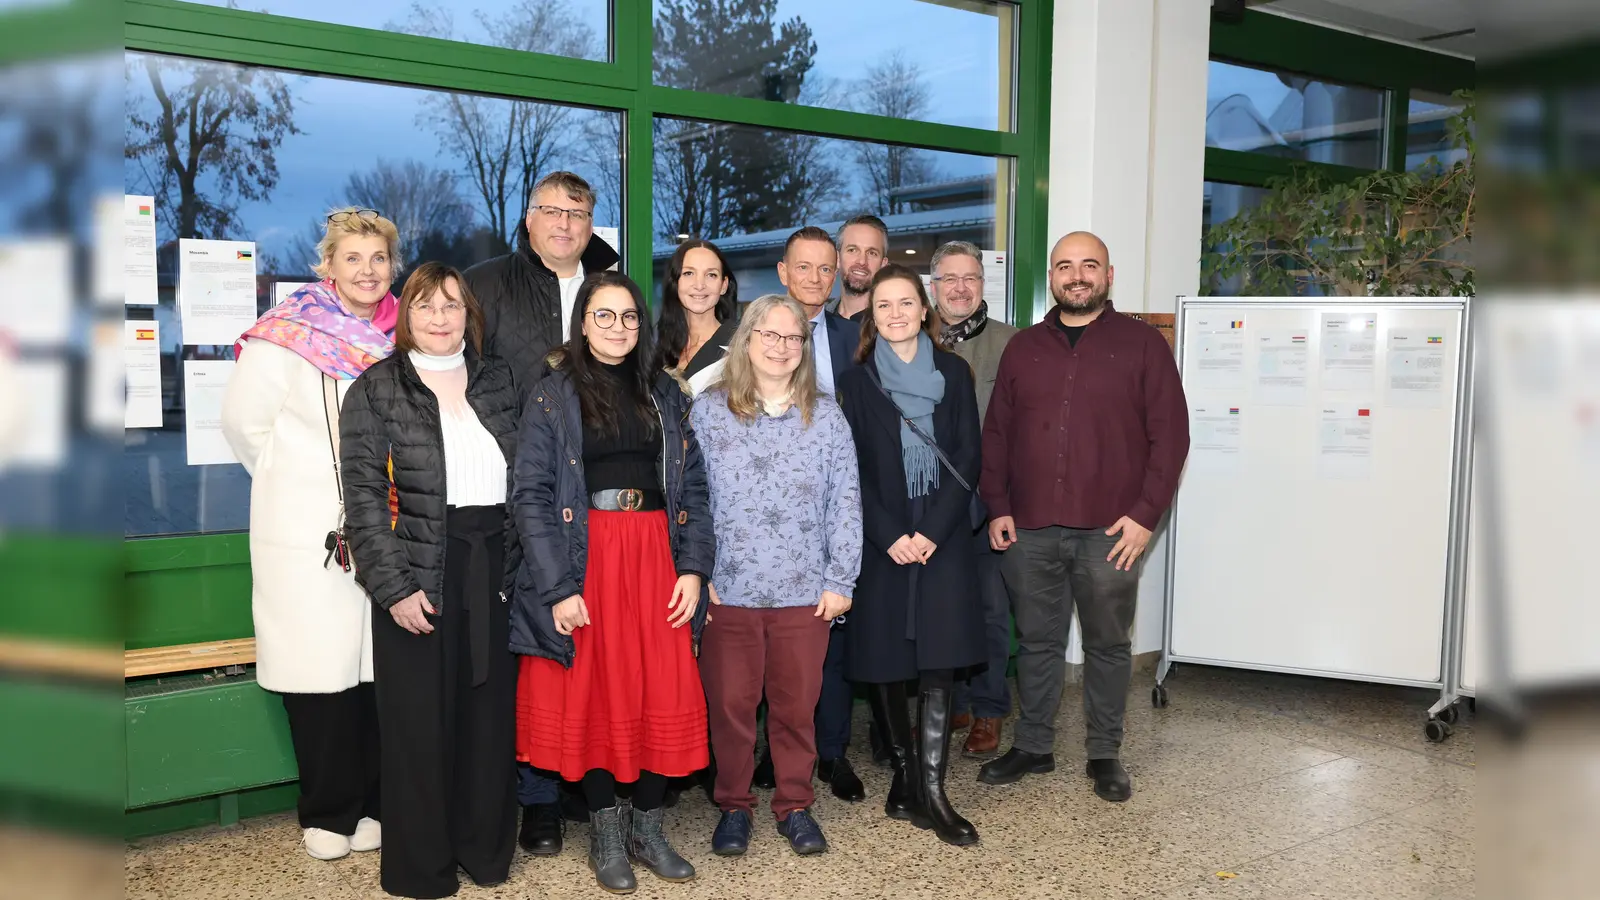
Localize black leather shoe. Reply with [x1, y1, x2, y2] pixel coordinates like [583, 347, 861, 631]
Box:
[752, 748, 776, 791]
[518, 802, 562, 856]
[816, 757, 866, 802]
[910, 684, 979, 846]
[1086, 758, 1132, 802]
[977, 747, 1056, 785]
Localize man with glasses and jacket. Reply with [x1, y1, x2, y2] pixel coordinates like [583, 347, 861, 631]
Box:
[464, 170, 619, 857]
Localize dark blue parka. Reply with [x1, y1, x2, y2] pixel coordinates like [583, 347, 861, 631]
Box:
[509, 350, 715, 665]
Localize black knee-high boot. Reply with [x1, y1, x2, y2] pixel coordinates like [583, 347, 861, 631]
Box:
[913, 683, 979, 846]
[866, 683, 914, 820]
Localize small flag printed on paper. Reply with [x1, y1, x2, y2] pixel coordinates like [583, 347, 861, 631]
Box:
[1230, 320, 1244, 328]
[1228, 408, 1240, 415]
[135, 328, 156, 341]
[1427, 336, 1443, 344]
[1290, 335, 1307, 343]
[236, 250, 253, 260]
[138, 205, 151, 215]
[1358, 409, 1371, 417]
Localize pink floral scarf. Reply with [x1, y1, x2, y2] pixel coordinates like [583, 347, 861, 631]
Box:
[234, 279, 399, 378]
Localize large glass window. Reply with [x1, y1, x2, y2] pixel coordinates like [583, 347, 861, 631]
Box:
[1206, 60, 1386, 168]
[1406, 90, 1469, 172]
[652, 0, 1016, 131]
[185, 0, 612, 61]
[123, 52, 623, 537]
[1200, 180, 1325, 297]
[652, 116, 1012, 308]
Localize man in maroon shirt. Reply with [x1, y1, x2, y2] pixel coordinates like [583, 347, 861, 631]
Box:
[975, 232, 1189, 802]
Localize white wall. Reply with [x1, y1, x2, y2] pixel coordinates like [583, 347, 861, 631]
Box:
[1046, 0, 1211, 657]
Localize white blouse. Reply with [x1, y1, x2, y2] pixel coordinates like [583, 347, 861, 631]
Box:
[410, 347, 507, 507]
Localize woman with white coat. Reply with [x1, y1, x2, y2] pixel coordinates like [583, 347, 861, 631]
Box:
[221, 207, 402, 862]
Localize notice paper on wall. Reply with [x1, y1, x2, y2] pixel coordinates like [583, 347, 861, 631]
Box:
[178, 238, 258, 346]
[273, 281, 310, 307]
[125, 320, 163, 428]
[124, 194, 159, 306]
[982, 250, 1008, 311]
[593, 227, 621, 268]
[1189, 405, 1243, 474]
[0, 238, 73, 347]
[1253, 327, 1310, 406]
[1190, 316, 1247, 389]
[1320, 312, 1378, 392]
[1385, 328, 1448, 408]
[1318, 405, 1374, 479]
[87, 321, 125, 433]
[184, 360, 237, 466]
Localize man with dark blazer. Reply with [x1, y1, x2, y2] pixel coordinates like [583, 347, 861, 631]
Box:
[747, 226, 866, 803]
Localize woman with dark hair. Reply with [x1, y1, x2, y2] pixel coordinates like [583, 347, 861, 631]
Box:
[652, 239, 739, 394]
[837, 263, 986, 847]
[511, 271, 715, 893]
[340, 262, 523, 896]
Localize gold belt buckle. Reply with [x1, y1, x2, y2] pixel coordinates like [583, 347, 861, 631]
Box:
[618, 488, 643, 511]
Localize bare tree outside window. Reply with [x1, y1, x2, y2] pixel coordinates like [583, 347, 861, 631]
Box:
[852, 50, 938, 214]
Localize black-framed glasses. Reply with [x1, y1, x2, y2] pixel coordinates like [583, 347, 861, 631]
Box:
[328, 208, 381, 223]
[588, 309, 641, 330]
[534, 205, 593, 224]
[753, 328, 805, 350]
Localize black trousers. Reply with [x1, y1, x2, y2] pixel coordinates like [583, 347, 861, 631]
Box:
[280, 683, 381, 835]
[372, 505, 517, 899]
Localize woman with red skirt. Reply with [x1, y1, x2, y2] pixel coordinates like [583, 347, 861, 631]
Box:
[510, 271, 715, 894]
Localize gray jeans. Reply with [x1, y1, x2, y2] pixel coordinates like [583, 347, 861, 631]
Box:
[1000, 525, 1139, 759]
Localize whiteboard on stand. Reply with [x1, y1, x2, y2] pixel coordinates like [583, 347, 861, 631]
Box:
[1166, 297, 1469, 687]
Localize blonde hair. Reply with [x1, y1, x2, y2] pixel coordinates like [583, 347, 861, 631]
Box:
[311, 207, 403, 280]
[714, 295, 820, 427]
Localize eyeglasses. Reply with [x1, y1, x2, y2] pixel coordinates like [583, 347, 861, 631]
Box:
[409, 300, 466, 317]
[533, 205, 593, 224]
[588, 309, 641, 330]
[753, 328, 805, 350]
[932, 274, 984, 289]
[328, 208, 381, 223]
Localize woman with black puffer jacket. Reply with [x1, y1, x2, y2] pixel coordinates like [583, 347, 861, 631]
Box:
[511, 270, 715, 895]
[339, 262, 523, 900]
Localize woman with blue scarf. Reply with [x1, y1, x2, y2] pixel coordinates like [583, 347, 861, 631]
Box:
[837, 263, 986, 847]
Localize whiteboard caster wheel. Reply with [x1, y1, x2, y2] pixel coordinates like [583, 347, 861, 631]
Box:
[1465, 697, 1476, 714]
[1424, 719, 1452, 743]
[1438, 705, 1459, 725]
[1152, 685, 1169, 708]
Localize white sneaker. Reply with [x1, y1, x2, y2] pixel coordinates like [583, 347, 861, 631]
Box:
[303, 827, 351, 860]
[350, 817, 382, 852]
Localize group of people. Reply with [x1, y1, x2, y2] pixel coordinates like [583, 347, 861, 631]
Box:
[220, 170, 1191, 899]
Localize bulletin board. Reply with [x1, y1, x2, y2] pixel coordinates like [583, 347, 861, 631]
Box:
[1159, 297, 1471, 688]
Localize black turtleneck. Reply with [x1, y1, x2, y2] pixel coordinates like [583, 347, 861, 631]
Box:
[582, 355, 659, 493]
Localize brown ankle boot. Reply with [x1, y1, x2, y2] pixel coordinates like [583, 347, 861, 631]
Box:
[964, 717, 1001, 756]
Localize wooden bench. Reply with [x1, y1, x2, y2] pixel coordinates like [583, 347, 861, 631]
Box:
[124, 639, 257, 678]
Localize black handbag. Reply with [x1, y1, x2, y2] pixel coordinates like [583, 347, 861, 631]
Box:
[864, 368, 989, 530]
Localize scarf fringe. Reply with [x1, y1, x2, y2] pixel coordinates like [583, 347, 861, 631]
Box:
[903, 444, 941, 499]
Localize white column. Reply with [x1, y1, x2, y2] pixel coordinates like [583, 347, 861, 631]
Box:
[1045, 0, 1211, 659]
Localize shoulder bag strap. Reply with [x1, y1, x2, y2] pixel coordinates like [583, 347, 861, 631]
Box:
[321, 373, 345, 527]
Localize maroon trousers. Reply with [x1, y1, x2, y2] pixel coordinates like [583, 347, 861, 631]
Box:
[698, 605, 832, 820]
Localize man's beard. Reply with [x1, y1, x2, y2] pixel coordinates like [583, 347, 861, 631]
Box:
[1052, 281, 1109, 315]
[843, 271, 872, 295]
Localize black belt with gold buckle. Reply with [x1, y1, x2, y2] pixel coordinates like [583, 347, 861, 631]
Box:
[589, 488, 665, 512]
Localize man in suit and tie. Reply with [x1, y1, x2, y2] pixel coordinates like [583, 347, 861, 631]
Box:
[746, 225, 867, 804]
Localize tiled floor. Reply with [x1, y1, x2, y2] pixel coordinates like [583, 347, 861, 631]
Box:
[125, 665, 1476, 899]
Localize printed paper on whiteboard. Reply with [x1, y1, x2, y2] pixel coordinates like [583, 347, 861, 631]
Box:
[1190, 316, 1247, 389]
[1253, 327, 1310, 406]
[1189, 405, 1243, 474]
[178, 238, 258, 346]
[1320, 312, 1377, 392]
[981, 250, 1008, 312]
[124, 194, 159, 306]
[184, 360, 237, 465]
[125, 320, 164, 428]
[1318, 405, 1374, 479]
[1385, 328, 1448, 408]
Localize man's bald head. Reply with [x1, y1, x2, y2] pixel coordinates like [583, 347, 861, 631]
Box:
[1051, 231, 1110, 267]
[1048, 231, 1114, 319]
